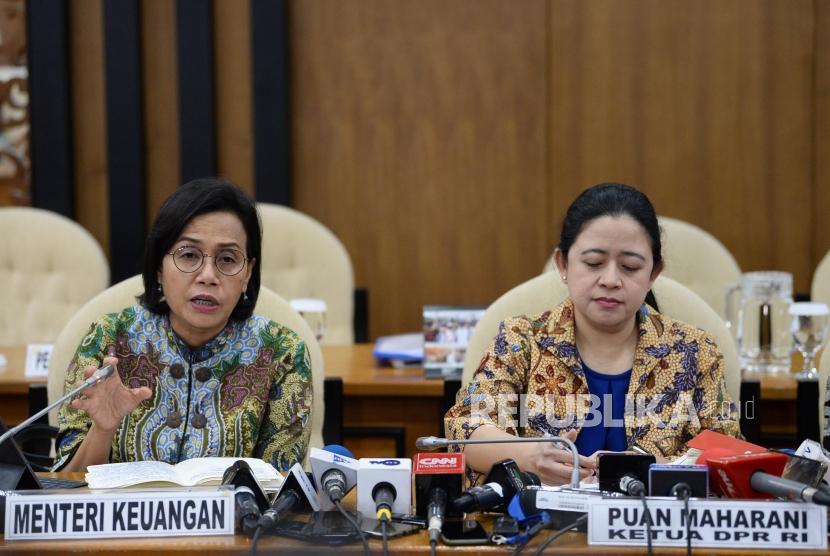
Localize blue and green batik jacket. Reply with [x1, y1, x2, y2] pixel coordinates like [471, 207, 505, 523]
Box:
[53, 305, 312, 472]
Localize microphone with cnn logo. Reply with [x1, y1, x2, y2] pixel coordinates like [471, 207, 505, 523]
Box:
[414, 452, 465, 545]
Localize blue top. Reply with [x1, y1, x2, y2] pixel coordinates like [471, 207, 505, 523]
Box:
[574, 363, 632, 456]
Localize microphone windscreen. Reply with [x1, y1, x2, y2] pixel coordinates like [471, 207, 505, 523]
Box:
[706, 451, 788, 499]
[323, 444, 355, 459]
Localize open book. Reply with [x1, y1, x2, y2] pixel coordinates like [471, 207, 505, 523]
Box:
[85, 457, 283, 489]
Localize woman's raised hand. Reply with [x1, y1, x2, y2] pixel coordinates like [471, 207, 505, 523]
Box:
[69, 357, 152, 432]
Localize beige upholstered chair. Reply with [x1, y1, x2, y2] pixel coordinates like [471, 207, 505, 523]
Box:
[462, 273, 741, 405]
[257, 203, 354, 345]
[46, 275, 326, 452]
[811, 250, 830, 309]
[0, 207, 109, 346]
[543, 216, 741, 319]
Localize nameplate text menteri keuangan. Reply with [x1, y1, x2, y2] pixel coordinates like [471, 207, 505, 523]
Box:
[4, 487, 234, 541]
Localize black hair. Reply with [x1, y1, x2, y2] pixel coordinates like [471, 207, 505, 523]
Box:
[558, 182, 662, 311]
[139, 177, 262, 320]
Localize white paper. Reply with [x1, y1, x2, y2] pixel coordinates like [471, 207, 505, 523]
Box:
[24, 344, 53, 377]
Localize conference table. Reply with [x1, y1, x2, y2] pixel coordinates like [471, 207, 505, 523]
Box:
[0, 473, 825, 554]
[0, 344, 809, 457]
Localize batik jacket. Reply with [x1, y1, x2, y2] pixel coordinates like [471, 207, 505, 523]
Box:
[445, 299, 740, 460]
[54, 305, 312, 472]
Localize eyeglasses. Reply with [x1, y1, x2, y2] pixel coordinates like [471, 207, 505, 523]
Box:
[167, 246, 248, 276]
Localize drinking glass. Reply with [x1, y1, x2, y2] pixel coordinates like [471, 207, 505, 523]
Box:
[789, 303, 829, 380]
[290, 298, 328, 341]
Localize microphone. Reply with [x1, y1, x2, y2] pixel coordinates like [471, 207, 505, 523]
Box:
[372, 482, 396, 522]
[357, 458, 412, 517]
[232, 487, 262, 536]
[453, 459, 540, 513]
[415, 435, 581, 488]
[749, 473, 830, 506]
[309, 445, 360, 510]
[427, 488, 447, 544]
[619, 473, 646, 497]
[258, 462, 320, 531]
[0, 364, 115, 447]
[413, 452, 465, 545]
[706, 451, 787, 499]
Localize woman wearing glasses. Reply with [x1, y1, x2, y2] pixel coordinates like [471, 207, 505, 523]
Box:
[54, 179, 312, 472]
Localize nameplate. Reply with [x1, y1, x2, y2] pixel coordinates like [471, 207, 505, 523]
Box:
[4, 487, 234, 540]
[588, 498, 827, 550]
[24, 344, 53, 377]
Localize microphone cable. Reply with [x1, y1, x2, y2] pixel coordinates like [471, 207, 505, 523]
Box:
[333, 499, 371, 556]
[671, 482, 692, 556]
[381, 517, 390, 556]
[531, 514, 588, 556]
[510, 512, 553, 556]
[620, 473, 653, 556]
[249, 525, 263, 556]
[639, 491, 654, 556]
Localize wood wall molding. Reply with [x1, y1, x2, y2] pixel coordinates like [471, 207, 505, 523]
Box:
[289, 0, 551, 336]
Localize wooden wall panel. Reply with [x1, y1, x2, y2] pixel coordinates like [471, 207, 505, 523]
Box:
[816, 0, 830, 272]
[142, 0, 179, 222]
[214, 0, 254, 195]
[289, 0, 550, 338]
[550, 0, 815, 292]
[70, 0, 109, 256]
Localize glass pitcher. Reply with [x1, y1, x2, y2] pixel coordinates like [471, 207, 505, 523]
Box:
[725, 271, 793, 373]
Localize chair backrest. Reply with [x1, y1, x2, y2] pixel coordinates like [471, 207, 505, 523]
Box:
[0, 207, 109, 346]
[812, 250, 830, 309]
[542, 216, 741, 319]
[257, 203, 354, 345]
[462, 273, 741, 405]
[47, 275, 326, 451]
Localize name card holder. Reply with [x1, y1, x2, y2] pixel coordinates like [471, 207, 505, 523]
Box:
[4, 486, 234, 540]
[24, 344, 53, 378]
[589, 497, 827, 550]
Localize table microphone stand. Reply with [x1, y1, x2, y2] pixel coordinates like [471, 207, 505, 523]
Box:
[0, 365, 115, 447]
[415, 435, 582, 488]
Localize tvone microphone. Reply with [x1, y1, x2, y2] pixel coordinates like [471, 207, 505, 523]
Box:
[453, 459, 540, 513]
[413, 452, 465, 545]
[309, 445, 359, 510]
[357, 458, 412, 517]
[0, 364, 115, 447]
[258, 462, 320, 531]
[415, 435, 581, 488]
[372, 482, 397, 522]
[706, 451, 790, 500]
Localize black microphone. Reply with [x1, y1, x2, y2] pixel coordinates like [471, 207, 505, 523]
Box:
[427, 488, 447, 544]
[220, 460, 270, 536]
[453, 459, 540, 513]
[619, 473, 646, 497]
[232, 487, 261, 536]
[372, 482, 397, 522]
[259, 490, 302, 530]
[258, 462, 320, 531]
